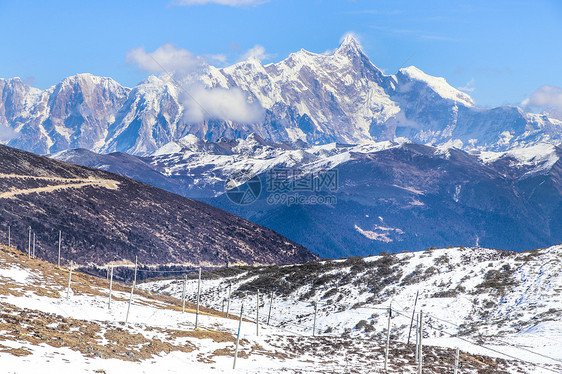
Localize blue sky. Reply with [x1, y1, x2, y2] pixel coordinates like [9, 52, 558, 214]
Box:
[0, 0, 561, 107]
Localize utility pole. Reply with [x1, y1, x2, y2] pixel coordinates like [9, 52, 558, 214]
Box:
[384, 303, 392, 371]
[108, 266, 114, 309]
[57, 230, 62, 268]
[312, 302, 318, 337]
[407, 290, 419, 345]
[182, 274, 187, 313]
[226, 283, 232, 318]
[32, 233, 36, 258]
[8, 225, 10, 247]
[267, 290, 274, 325]
[195, 267, 201, 329]
[418, 311, 423, 374]
[66, 261, 74, 300]
[256, 289, 260, 336]
[415, 313, 419, 363]
[27, 226, 31, 258]
[233, 304, 244, 369]
[125, 256, 138, 324]
[454, 347, 460, 374]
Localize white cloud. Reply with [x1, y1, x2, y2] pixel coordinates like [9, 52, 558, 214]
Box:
[173, 0, 267, 6]
[240, 45, 273, 62]
[208, 54, 227, 63]
[522, 85, 562, 120]
[0, 125, 17, 142]
[458, 78, 475, 93]
[126, 43, 206, 77]
[182, 85, 265, 123]
[126, 43, 265, 123]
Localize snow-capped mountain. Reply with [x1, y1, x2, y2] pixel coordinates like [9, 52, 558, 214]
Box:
[2, 36, 561, 155]
[52, 135, 562, 258]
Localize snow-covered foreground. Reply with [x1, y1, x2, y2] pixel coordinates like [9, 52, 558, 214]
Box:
[141, 245, 562, 373]
[1, 243, 562, 373]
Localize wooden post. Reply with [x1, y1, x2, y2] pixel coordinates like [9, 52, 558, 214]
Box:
[182, 274, 187, 313]
[454, 347, 459, 374]
[418, 311, 423, 374]
[66, 261, 73, 300]
[384, 303, 392, 371]
[415, 313, 419, 363]
[195, 267, 201, 329]
[312, 302, 318, 337]
[407, 290, 419, 345]
[32, 233, 36, 258]
[125, 256, 138, 324]
[267, 290, 274, 325]
[226, 283, 232, 318]
[27, 226, 31, 258]
[57, 230, 62, 268]
[233, 304, 244, 369]
[256, 289, 260, 336]
[108, 266, 114, 309]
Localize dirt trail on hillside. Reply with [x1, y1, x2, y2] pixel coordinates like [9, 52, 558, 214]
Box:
[0, 174, 120, 199]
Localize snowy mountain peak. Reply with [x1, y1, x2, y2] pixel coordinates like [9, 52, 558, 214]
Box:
[397, 66, 475, 107]
[335, 33, 364, 55]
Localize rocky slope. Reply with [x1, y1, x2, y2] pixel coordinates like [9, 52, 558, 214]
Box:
[2, 36, 561, 155]
[0, 144, 316, 273]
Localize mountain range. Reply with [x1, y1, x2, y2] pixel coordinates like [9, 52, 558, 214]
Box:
[2, 36, 562, 259]
[53, 136, 562, 258]
[1, 35, 561, 156]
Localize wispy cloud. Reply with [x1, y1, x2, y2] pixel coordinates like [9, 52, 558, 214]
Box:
[369, 25, 459, 42]
[126, 43, 206, 77]
[240, 45, 275, 62]
[458, 78, 476, 93]
[182, 85, 265, 123]
[0, 125, 17, 142]
[126, 43, 264, 123]
[522, 85, 562, 120]
[173, 0, 267, 6]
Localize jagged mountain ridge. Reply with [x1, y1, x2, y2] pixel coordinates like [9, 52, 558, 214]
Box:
[52, 136, 562, 258]
[0, 144, 316, 269]
[2, 36, 561, 155]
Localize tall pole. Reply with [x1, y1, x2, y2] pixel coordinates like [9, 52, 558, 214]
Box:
[312, 302, 318, 337]
[125, 256, 138, 324]
[415, 313, 419, 363]
[233, 304, 244, 369]
[418, 311, 423, 374]
[454, 347, 459, 374]
[267, 290, 274, 325]
[407, 290, 419, 345]
[27, 226, 31, 258]
[57, 230, 62, 268]
[182, 274, 187, 313]
[66, 261, 73, 300]
[8, 225, 10, 247]
[195, 267, 201, 329]
[32, 233, 36, 258]
[108, 266, 114, 309]
[226, 283, 232, 318]
[384, 303, 392, 371]
[256, 289, 260, 336]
